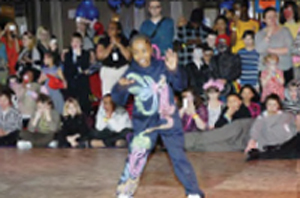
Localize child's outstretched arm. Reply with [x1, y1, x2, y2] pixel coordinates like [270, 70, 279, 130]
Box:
[111, 77, 135, 107]
[164, 49, 187, 92]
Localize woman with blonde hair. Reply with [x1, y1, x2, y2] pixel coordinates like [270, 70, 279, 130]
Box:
[58, 98, 89, 148]
[17, 31, 41, 80]
[36, 26, 50, 62]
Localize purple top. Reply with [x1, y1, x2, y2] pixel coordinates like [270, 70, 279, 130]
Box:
[181, 105, 208, 132]
[248, 102, 261, 118]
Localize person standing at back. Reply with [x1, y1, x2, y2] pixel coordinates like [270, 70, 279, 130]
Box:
[231, 0, 259, 54]
[140, 0, 174, 56]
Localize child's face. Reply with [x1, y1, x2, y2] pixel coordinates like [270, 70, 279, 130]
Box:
[193, 48, 203, 60]
[67, 103, 77, 116]
[215, 19, 227, 32]
[131, 39, 152, 68]
[243, 35, 254, 47]
[103, 96, 114, 113]
[44, 55, 52, 66]
[266, 60, 277, 70]
[241, 88, 254, 102]
[203, 50, 213, 63]
[71, 37, 82, 50]
[227, 95, 241, 110]
[207, 90, 220, 100]
[207, 35, 217, 48]
[266, 99, 280, 114]
[0, 95, 10, 109]
[289, 86, 298, 101]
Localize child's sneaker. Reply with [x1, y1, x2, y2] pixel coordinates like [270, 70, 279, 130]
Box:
[187, 194, 202, 198]
[48, 140, 58, 148]
[17, 140, 32, 150]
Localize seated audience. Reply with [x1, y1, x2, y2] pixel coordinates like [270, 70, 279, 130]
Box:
[245, 94, 299, 160]
[36, 26, 50, 63]
[240, 85, 261, 118]
[260, 54, 285, 102]
[206, 32, 218, 54]
[20, 94, 60, 148]
[214, 15, 231, 48]
[58, 98, 89, 148]
[90, 94, 132, 148]
[215, 93, 251, 128]
[39, 52, 66, 114]
[203, 79, 224, 129]
[0, 89, 22, 146]
[179, 88, 208, 132]
[283, 80, 300, 114]
[185, 45, 212, 95]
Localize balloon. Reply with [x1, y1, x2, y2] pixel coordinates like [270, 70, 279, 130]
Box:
[108, 0, 122, 9]
[75, 9, 86, 18]
[220, 0, 234, 10]
[82, 0, 93, 7]
[135, 0, 146, 8]
[86, 6, 99, 20]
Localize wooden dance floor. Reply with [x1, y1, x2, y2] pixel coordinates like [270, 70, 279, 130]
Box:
[0, 148, 300, 198]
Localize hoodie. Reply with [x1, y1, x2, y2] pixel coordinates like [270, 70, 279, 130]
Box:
[111, 58, 186, 135]
[283, 83, 300, 115]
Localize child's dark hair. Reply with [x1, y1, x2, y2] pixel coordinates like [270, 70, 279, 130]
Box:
[227, 93, 242, 101]
[37, 94, 54, 108]
[72, 32, 83, 41]
[263, 7, 277, 19]
[240, 84, 260, 103]
[264, 93, 283, 109]
[0, 88, 14, 105]
[129, 34, 151, 48]
[202, 44, 213, 52]
[242, 30, 255, 39]
[102, 93, 116, 110]
[214, 15, 229, 27]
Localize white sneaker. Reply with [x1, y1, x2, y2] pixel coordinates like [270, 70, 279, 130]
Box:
[187, 195, 202, 198]
[117, 194, 132, 198]
[48, 140, 58, 148]
[17, 140, 32, 150]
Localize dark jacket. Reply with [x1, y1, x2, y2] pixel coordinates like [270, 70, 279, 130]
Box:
[215, 104, 251, 128]
[185, 61, 211, 94]
[210, 50, 241, 82]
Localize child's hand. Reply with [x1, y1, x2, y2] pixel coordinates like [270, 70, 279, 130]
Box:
[165, 49, 178, 71]
[118, 78, 135, 86]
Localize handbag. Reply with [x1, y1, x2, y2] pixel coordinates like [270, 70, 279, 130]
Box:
[47, 74, 64, 89]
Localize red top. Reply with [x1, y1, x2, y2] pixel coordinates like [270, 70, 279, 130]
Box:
[216, 34, 231, 47]
[1, 37, 22, 75]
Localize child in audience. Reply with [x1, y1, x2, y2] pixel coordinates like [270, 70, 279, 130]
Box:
[214, 15, 231, 47]
[261, 54, 285, 102]
[179, 88, 208, 132]
[206, 32, 218, 54]
[203, 79, 224, 129]
[111, 34, 204, 198]
[39, 52, 66, 114]
[19, 94, 60, 148]
[89, 94, 132, 148]
[238, 31, 259, 89]
[0, 89, 22, 146]
[58, 98, 89, 148]
[283, 80, 300, 114]
[240, 85, 261, 118]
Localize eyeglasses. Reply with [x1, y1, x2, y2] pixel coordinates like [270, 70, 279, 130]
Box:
[150, 5, 161, 9]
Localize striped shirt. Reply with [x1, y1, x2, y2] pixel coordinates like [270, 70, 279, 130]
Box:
[237, 48, 259, 87]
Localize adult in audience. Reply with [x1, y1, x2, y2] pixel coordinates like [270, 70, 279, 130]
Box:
[20, 94, 60, 148]
[245, 94, 299, 160]
[39, 52, 66, 114]
[36, 26, 50, 62]
[58, 98, 89, 148]
[0, 89, 22, 146]
[96, 21, 130, 95]
[215, 93, 251, 128]
[185, 45, 212, 95]
[0, 22, 22, 75]
[179, 88, 208, 132]
[140, 0, 174, 56]
[75, 17, 95, 51]
[17, 31, 41, 80]
[231, 0, 259, 53]
[63, 33, 91, 114]
[90, 94, 132, 148]
[177, 8, 211, 67]
[238, 31, 259, 89]
[240, 85, 261, 118]
[280, 1, 300, 39]
[255, 7, 294, 84]
[49, 36, 61, 66]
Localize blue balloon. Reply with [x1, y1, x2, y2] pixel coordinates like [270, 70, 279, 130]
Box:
[82, 0, 93, 7]
[135, 0, 145, 8]
[87, 6, 99, 20]
[108, 0, 122, 9]
[76, 9, 86, 18]
[220, 0, 234, 10]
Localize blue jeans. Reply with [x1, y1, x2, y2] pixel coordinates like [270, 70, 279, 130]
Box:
[116, 127, 204, 197]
